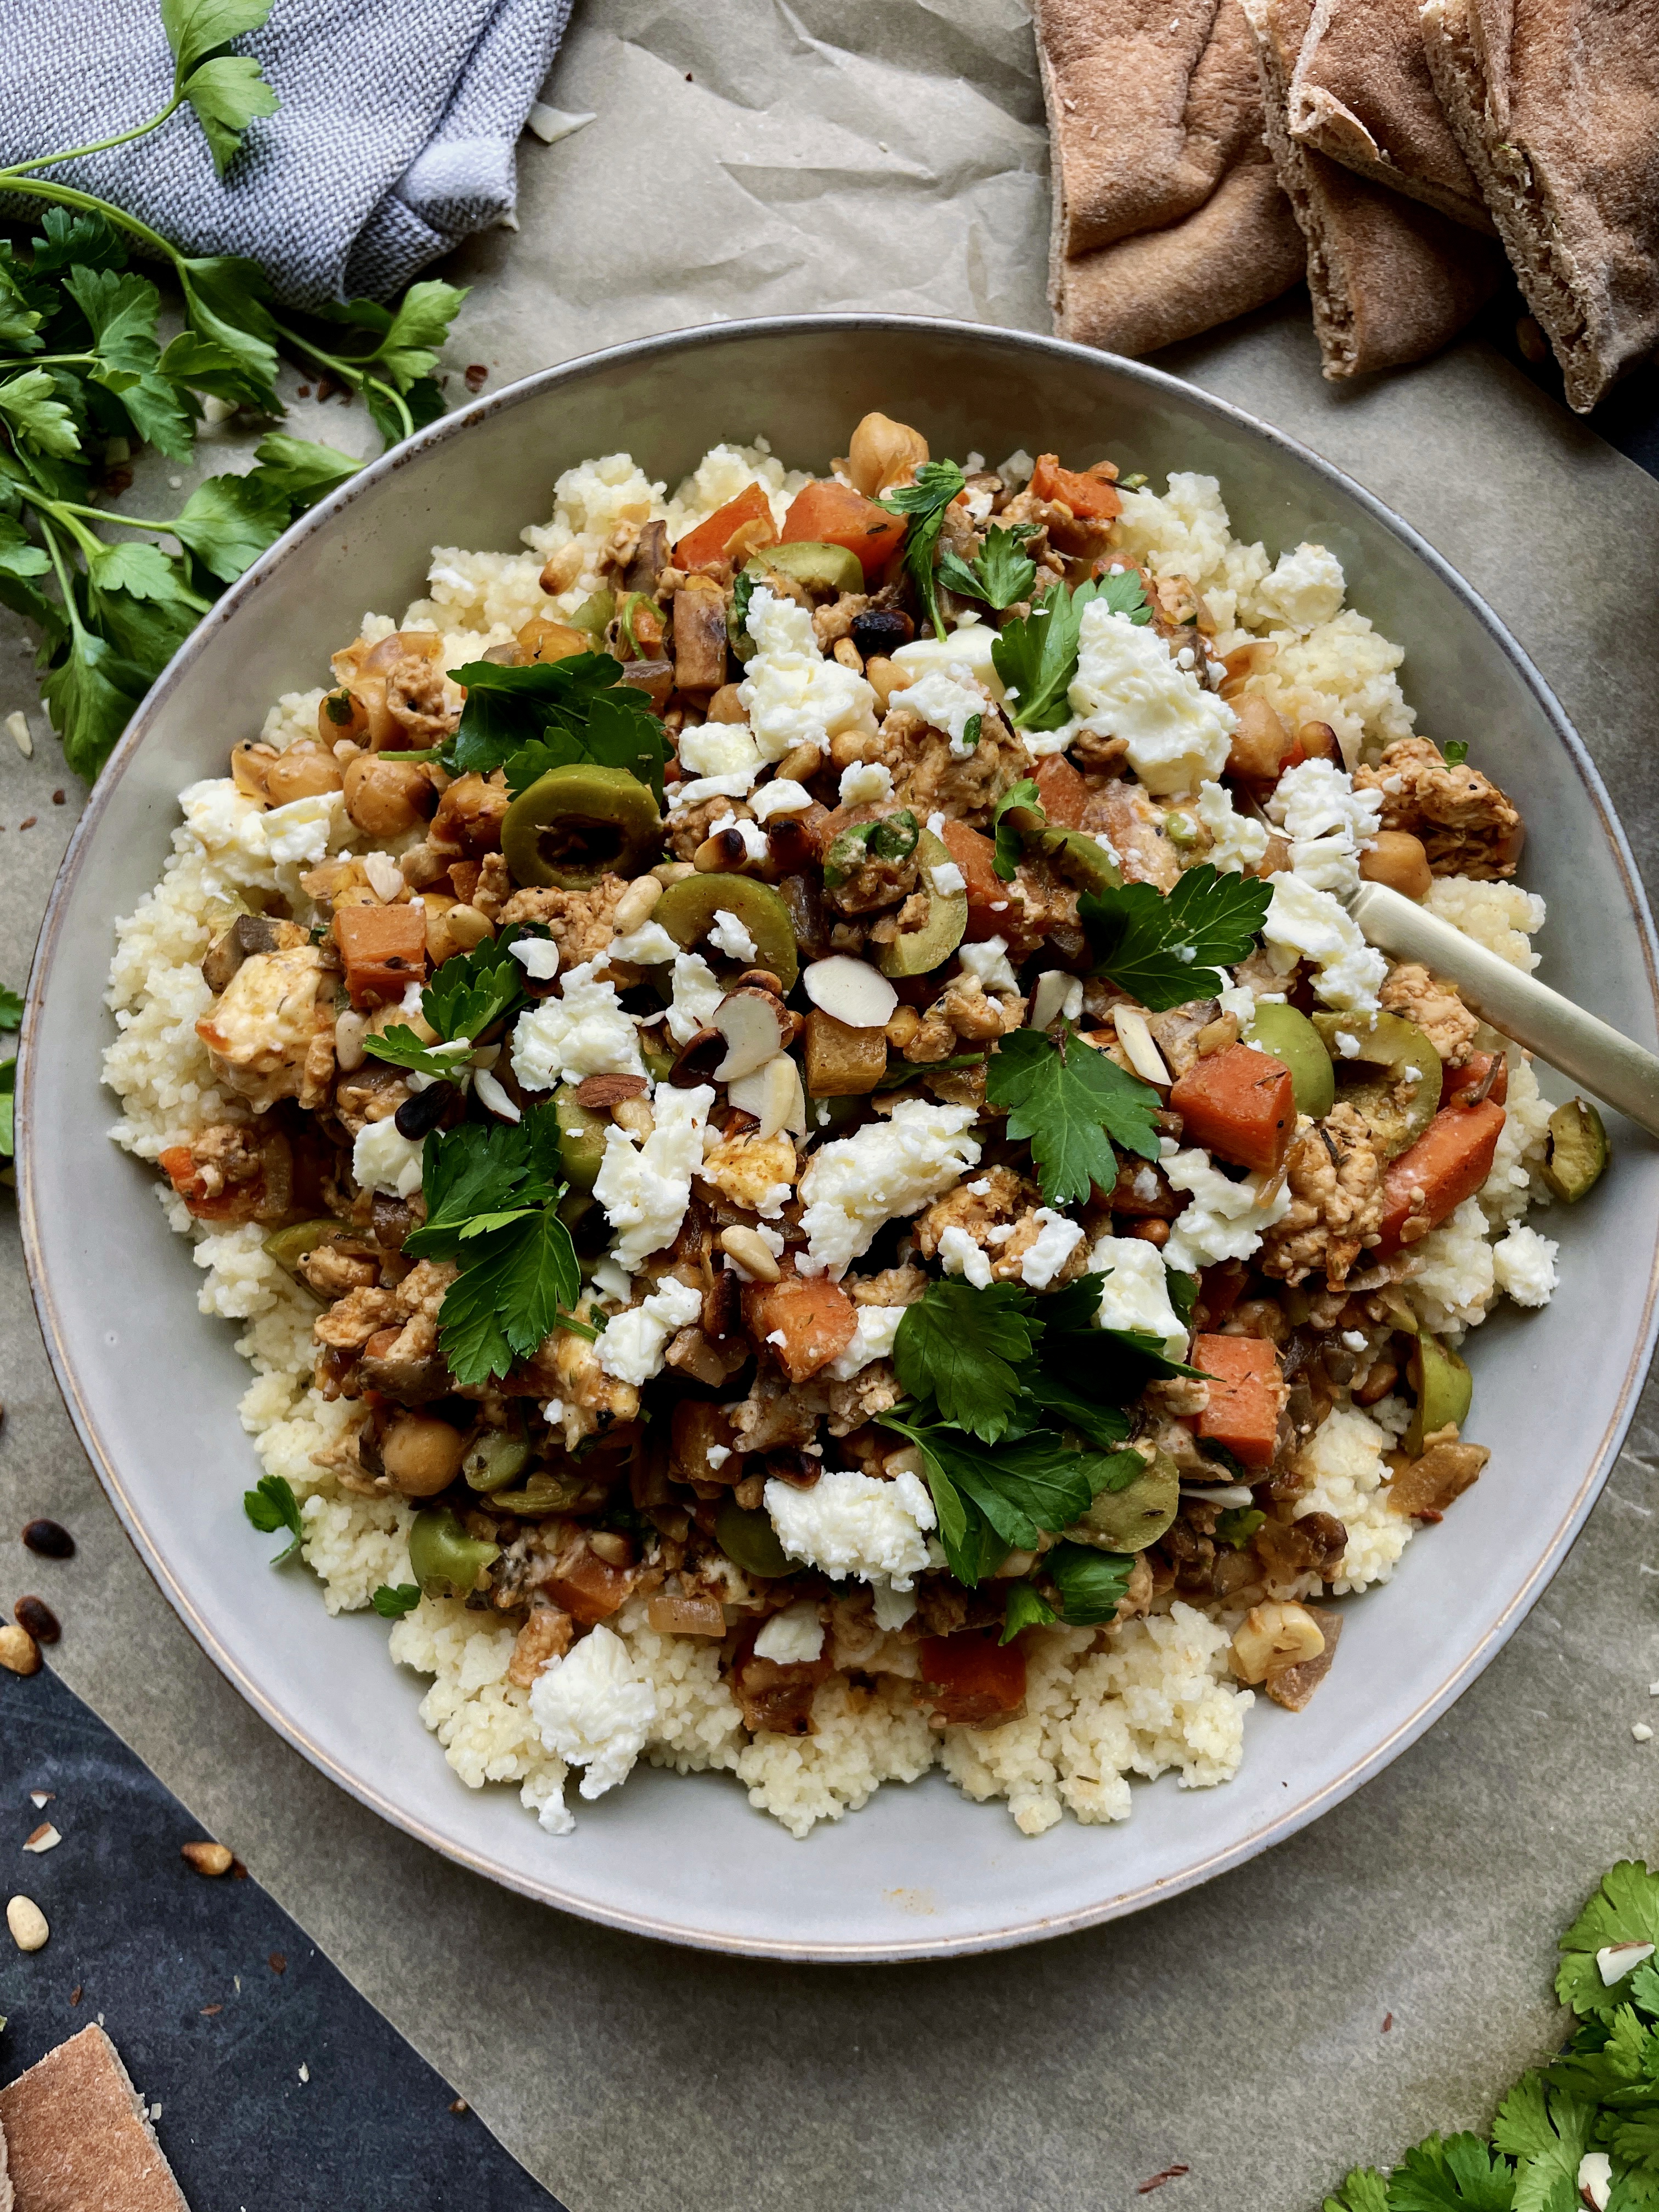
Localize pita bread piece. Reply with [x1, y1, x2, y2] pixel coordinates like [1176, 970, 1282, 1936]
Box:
[1037, 0, 1306, 354]
[1423, 0, 1659, 411]
[1286, 0, 1494, 232]
[0, 2025, 188, 2212]
[1245, 0, 1503, 377]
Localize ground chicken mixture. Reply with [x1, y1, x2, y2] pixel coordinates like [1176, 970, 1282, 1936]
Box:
[103, 422, 1600, 1842]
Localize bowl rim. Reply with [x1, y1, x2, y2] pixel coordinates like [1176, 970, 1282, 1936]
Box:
[19, 311, 1659, 1960]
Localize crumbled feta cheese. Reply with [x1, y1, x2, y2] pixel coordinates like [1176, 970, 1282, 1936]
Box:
[607, 918, 680, 966]
[707, 812, 770, 861]
[665, 951, 723, 1046]
[1163, 1149, 1293, 1274]
[1217, 979, 1258, 1024]
[1090, 1235, 1188, 1358]
[511, 961, 645, 1088]
[764, 1466, 937, 1588]
[1195, 781, 1268, 873]
[178, 777, 349, 871]
[824, 1304, 907, 1381]
[958, 936, 1019, 993]
[1252, 541, 1345, 633]
[1065, 601, 1236, 794]
[352, 1118, 425, 1200]
[588, 1255, 633, 1302]
[263, 791, 349, 867]
[1492, 1222, 1560, 1308]
[509, 936, 560, 981]
[870, 1580, 917, 1632]
[1262, 873, 1386, 1013]
[888, 625, 1007, 706]
[838, 760, 894, 805]
[1019, 1208, 1085, 1290]
[797, 1100, 981, 1277]
[938, 1224, 994, 1288]
[706, 1443, 731, 1469]
[753, 1600, 825, 1664]
[676, 722, 763, 783]
[1341, 1329, 1368, 1352]
[707, 907, 759, 963]
[1335, 1030, 1360, 1057]
[594, 1274, 703, 1385]
[927, 859, 967, 896]
[1267, 759, 1381, 897]
[737, 586, 878, 761]
[593, 1084, 714, 1268]
[749, 778, 814, 820]
[529, 1624, 656, 1801]
[887, 663, 990, 755]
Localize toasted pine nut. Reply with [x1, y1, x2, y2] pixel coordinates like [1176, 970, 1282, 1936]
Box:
[613, 1097, 655, 1140]
[720, 1226, 781, 1282]
[612, 874, 664, 934]
[182, 1841, 235, 1877]
[7, 1895, 48, 1951]
[334, 1009, 368, 1072]
[776, 741, 823, 785]
[832, 637, 864, 672]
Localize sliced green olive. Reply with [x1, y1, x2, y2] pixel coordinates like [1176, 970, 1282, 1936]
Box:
[487, 1472, 592, 1515]
[1036, 826, 1123, 899]
[641, 1037, 676, 1084]
[567, 589, 616, 642]
[1074, 1449, 1179, 1551]
[878, 827, 967, 979]
[1543, 1096, 1609, 1201]
[714, 1495, 793, 1579]
[501, 763, 663, 891]
[462, 1426, 532, 1493]
[262, 1218, 342, 1278]
[744, 541, 865, 595]
[1312, 1010, 1443, 1158]
[555, 1086, 610, 1193]
[1248, 1003, 1335, 1119]
[407, 1506, 500, 1599]
[654, 872, 799, 991]
[1403, 1333, 1472, 1457]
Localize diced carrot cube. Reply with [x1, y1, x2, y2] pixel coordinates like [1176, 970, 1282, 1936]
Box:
[1030, 453, 1122, 523]
[334, 904, 428, 1009]
[779, 479, 905, 581]
[918, 1631, 1029, 1725]
[1193, 1334, 1285, 1469]
[1033, 752, 1089, 829]
[673, 482, 777, 574]
[742, 1271, 858, 1383]
[1376, 1101, 1507, 1255]
[1169, 1043, 1296, 1173]
[937, 819, 1009, 941]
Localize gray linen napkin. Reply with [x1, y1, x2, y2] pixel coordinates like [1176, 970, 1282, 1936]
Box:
[2, 0, 572, 306]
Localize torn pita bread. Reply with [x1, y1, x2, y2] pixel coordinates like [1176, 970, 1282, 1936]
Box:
[1036, 0, 1307, 355]
[0, 2025, 189, 2212]
[1286, 0, 1494, 233]
[1245, 0, 1504, 377]
[1422, 0, 1659, 413]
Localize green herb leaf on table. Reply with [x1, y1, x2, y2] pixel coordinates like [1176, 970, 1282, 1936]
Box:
[42, 629, 151, 783]
[1558, 1864, 1659, 2021]
[0, 370, 79, 460]
[878, 459, 967, 642]
[985, 1023, 1161, 1208]
[0, 985, 22, 1030]
[1079, 863, 1273, 1013]
[371, 1583, 422, 1619]
[891, 1278, 1045, 1443]
[242, 1471, 302, 1564]
[1321, 2166, 1390, 2212]
[160, 0, 279, 176]
[0, 1056, 15, 1166]
[990, 777, 1042, 882]
[990, 578, 1099, 732]
[1386, 2132, 1518, 2212]
[1491, 2074, 1596, 2212]
[936, 521, 1039, 612]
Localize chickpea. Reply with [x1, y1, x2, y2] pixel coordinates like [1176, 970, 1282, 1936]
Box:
[1360, 830, 1433, 901]
[229, 741, 276, 802]
[380, 1415, 467, 1497]
[343, 753, 433, 839]
[1294, 719, 1339, 761]
[847, 411, 930, 499]
[1226, 692, 1292, 781]
[706, 684, 747, 725]
[515, 616, 588, 665]
[264, 740, 345, 806]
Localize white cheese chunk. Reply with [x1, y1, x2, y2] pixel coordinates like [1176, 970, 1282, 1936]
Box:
[352, 1118, 426, 1200]
[1163, 1150, 1293, 1273]
[529, 1624, 656, 1802]
[796, 1101, 981, 1277]
[1492, 1222, 1560, 1308]
[737, 586, 878, 761]
[823, 1304, 907, 1381]
[888, 624, 1006, 703]
[1196, 780, 1269, 873]
[593, 1084, 714, 1269]
[1090, 1234, 1188, 1358]
[958, 936, 1019, 993]
[511, 961, 645, 1088]
[707, 907, 759, 962]
[887, 663, 990, 755]
[607, 918, 681, 967]
[1065, 601, 1236, 794]
[1019, 1208, 1085, 1290]
[595, 1274, 703, 1385]
[1254, 541, 1345, 633]
[938, 1224, 994, 1289]
[753, 1600, 826, 1664]
[1266, 758, 1381, 897]
[749, 777, 814, 820]
[838, 760, 894, 805]
[764, 1466, 936, 1589]
[665, 951, 723, 1046]
[1262, 873, 1386, 1013]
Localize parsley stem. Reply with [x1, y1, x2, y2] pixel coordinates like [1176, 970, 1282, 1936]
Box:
[41, 497, 190, 536]
[36, 515, 86, 644]
[0, 99, 184, 183]
[0, 353, 97, 372]
[264, 315, 415, 441]
[0, 176, 182, 269]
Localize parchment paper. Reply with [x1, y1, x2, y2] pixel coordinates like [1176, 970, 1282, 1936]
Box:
[5, 4, 1659, 2209]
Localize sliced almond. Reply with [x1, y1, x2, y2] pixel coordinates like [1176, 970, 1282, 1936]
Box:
[1596, 1940, 1656, 1986]
[712, 989, 791, 1082]
[803, 954, 898, 1031]
[727, 1053, 809, 1137]
[362, 851, 405, 903]
[1113, 1006, 1171, 1086]
[1029, 970, 1082, 1030]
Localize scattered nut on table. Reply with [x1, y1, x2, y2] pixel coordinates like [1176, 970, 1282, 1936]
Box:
[7, 1895, 49, 1951]
[21, 1519, 75, 1559]
[180, 1841, 234, 1877]
[22, 1822, 60, 1854]
[15, 1596, 60, 1644]
[0, 1624, 41, 1677]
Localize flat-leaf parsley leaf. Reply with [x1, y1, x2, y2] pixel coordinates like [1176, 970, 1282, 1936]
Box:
[1079, 863, 1272, 1012]
[878, 460, 967, 642]
[985, 1023, 1161, 1208]
[891, 1278, 1044, 1442]
[937, 521, 1038, 612]
[242, 1471, 302, 1565]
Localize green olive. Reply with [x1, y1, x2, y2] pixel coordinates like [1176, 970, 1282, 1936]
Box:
[262, 1218, 342, 1279]
[1074, 1450, 1179, 1551]
[1312, 1010, 1442, 1158]
[878, 827, 968, 980]
[1543, 1096, 1609, 1201]
[654, 873, 799, 991]
[714, 1495, 793, 1579]
[1248, 1003, 1335, 1119]
[407, 1506, 500, 1599]
[555, 1086, 610, 1193]
[745, 541, 865, 595]
[500, 763, 663, 891]
[462, 1427, 532, 1493]
[1037, 826, 1124, 899]
[1404, 1333, 1472, 1457]
[487, 1472, 591, 1515]
[567, 589, 615, 642]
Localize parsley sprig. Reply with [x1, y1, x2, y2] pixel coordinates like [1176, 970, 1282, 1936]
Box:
[938, 521, 1038, 611]
[0, 0, 468, 780]
[1000, 1546, 1137, 1643]
[382, 652, 670, 804]
[985, 1022, 1161, 1209]
[989, 569, 1150, 732]
[364, 929, 545, 1082]
[406, 1104, 595, 1387]
[1079, 864, 1272, 1013]
[242, 1471, 303, 1565]
[990, 777, 1042, 881]
[878, 459, 967, 642]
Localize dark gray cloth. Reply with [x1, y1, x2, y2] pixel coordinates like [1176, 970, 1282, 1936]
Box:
[2, 0, 571, 305]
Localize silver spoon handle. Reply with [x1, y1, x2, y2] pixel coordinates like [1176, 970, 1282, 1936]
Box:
[1349, 880, 1659, 1139]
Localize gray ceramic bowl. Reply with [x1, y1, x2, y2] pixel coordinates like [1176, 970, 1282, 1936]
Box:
[20, 318, 1659, 1959]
